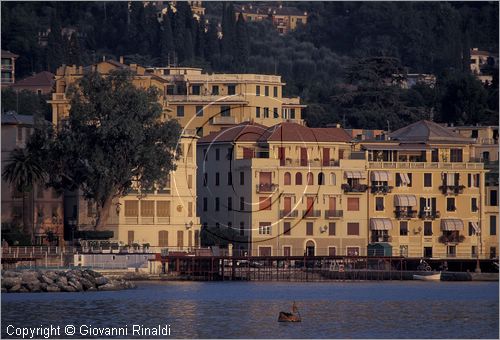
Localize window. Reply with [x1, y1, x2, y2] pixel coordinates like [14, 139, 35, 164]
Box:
[125, 201, 138, 217]
[240, 197, 245, 211]
[128, 231, 134, 245]
[221, 105, 230, 117]
[227, 172, 232, 185]
[259, 222, 271, 235]
[284, 222, 291, 235]
[330, 173, 336, 185]
[256, 107, 261, 118]
[295, 173, 302, 185]
[284, 246, 292, 256]
[424, 222, 433, 236]
[284, 172, 291, 185]
[264, 107, 269, 118]
[196, 105, 203, 117]
[192, 85, 200, 95]
[188, 202, 193, 217]
[188, 175, 193, 189]
[318, 173, 325, 185]
[490, 190, 498, 206]
[424, 173, 432, 187]
[450, 149, 463, 162]
[158, 231, 168, 247]
[240, 222, 245, 236]
[259, 197, 271, 210]
[273, 86, 278, 97]
[472, 245, 478, 257]
[227, 197, 232, 211]
[177, 106, 184, 117]
[307, 172, 314, 185]
[290, 108, 296, 119]
[265, 86, 269, 96]
[446, 197, 456, 211]
[471, 198, 478, 212]
[400, 221, 408, 236]
[215, 148, 220, 160]
[141, 201, 154, 217]
[256, 85, 260, 96]
[306, 222, 313, 236]
[432, 149, 439, 162]
[203, 197, 208, 211]
[203, 173, 207, 186]
[347, 247, 359, 256]
[157, 201, 170, 217]
[215, 172, 220, 186]
[273, 108, 279, 118]
[228, 84, 236, 95]
[468, 222, 477, 236]
[328, 222, 336, 236]
[212, 85, 219, 95]
[424, 247, 433, 258]
[347, 198, 359, 211]
[490, 215, 497, 236]
[240, 172, 245, 185]
[375, 197, 384, 211]
[347, 223, 359, 236]
[215, 197, 220, 211]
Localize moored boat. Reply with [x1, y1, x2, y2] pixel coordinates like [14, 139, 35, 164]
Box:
[278, 302, 301, 322]
[413, 272, 441, 281]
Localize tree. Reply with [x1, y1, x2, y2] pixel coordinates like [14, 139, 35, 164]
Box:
[234, 13, 249, 70]
[2, 147, 46, 243]
[67, 32, 82, 66]
[31, 69, 182, 230]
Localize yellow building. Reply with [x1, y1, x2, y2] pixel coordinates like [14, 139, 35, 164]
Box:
[197, 121, 369, 256]
[234, 4, 308, 34]
[470, 48, 498, 85]
[146, 66, 305, 136]
[1, 113, 64, 246]
[361, 120, 495, 259]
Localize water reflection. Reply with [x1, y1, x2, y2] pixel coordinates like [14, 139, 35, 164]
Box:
[2, 281, 498, 338]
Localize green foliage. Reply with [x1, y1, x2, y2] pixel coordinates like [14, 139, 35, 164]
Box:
[1, 88, 51, 119]
[29, 69, 182, 229]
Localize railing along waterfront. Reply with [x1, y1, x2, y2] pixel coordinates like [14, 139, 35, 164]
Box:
[369, 161, 484, 170]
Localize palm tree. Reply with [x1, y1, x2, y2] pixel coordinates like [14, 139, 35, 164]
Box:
[2, 147, 46, 243]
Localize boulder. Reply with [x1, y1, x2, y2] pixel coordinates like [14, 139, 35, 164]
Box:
[8, 284, 21, 293]
[46, 284, 61, 293]
[86, 286, 97, 292]
[2, 277, 22, 289]
[24, 281, 41, 292]
[68, 279, 83, 292]
[3, 270, 21, 278]
[95, 276, 109, 286]
[79, 278, 95, 291]
[44, 271, 59, 281]
[19, 286, 30, 293]
[40, 275, 54, 285]
[60, 285, 76, 292]
[56, 276, 68, 286]
[40, 283, 48, 292]
[87, 270, 103, 278]
[97, 282, 119, 291]
[21, 271, 39, 283]
[82, 273, 96, 285]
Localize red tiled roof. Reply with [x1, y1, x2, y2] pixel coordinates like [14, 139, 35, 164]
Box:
[261, 122, 352, 143]
[12, 71, 54, 88]
[1, 50, 18, 58]
[198, 122, 269, 144]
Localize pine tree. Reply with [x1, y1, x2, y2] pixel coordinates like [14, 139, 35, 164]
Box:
[194, 20, 205, 60]
[67, 32, 82, 66]
[235, 13, 249, 71]
[159, 16, 175, 66]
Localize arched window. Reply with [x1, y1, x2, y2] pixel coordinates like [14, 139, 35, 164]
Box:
[307, 172, 314, 185]
[318, 172, 325, 185]
[295, 172, 303, 185]
[158, 230, 168, 247]
[284, 172, 291, 185]
[330, 173, 336, 185]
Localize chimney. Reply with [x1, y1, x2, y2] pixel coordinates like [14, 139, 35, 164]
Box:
[102, 55, 106, 62]
[336, 123, 341, 128]
[120, 56, 124, 64]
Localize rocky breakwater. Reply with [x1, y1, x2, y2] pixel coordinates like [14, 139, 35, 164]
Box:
[1, 269, 136, 293]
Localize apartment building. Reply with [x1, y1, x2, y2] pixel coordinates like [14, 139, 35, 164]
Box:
[1, 50, 18, 87]
[234, 4, 308, 34]
[197, 121, 370, 256]
[1, 113, 64, 246]
[361, 120, 495, 259]
[470, 48, 498, 85]
[146, 66, 306, 136]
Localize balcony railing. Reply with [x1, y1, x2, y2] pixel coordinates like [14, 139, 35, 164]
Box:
[370, 235, 392, 243]
[370, 185, 393, 194]
[438, 234, 465, 244]
[256, 183, 278, 193]
[439, 184, 465, 195]
[302, 209, 321, 218]
[395, 209, 417, 219]
[167, 94, 247, 103]
[211, 116, 237, 125]
[369, 161, 484, 170]
[279, 210, 298, 218]
[282, 159, 340, 167]
[325, 210, 343, 218]
[418, 211, 441, 220]
[341, 184, 368, 193]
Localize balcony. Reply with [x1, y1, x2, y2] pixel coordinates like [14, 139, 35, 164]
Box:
[279, 210, 298, 218]
[302, 209, 321, 218]
[368, 161, 483, 170]
[211, 116, 237, 125]
[283, 159, 339, 167]
[325, 210, 343, 218]
[167, 94, 247, 104]
[439, 185, 465, 195]
[418, 211, 441, 220]
[341, 184, 368, 193]
[395, 209, 417, 219]
[438, 234, 465, 244]
[256, 183, 278, 193]
[370, 185, 393, 194]
[370, 235, 392, 243]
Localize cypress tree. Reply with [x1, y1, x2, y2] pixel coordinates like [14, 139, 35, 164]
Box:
[46, 11, 64, 72]
[235, 13, 249, 71]
[67, 32, 82, 66]
[159, 16, 175, 66]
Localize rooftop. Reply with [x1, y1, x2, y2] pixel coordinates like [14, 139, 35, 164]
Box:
[388, 120, 473, 144]
[12, 71, 54, 88]
[1, 50, 19, 59]
[1, 112, 34, 126]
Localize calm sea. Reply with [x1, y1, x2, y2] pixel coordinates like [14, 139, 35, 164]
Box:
[2, 281, 499, 339]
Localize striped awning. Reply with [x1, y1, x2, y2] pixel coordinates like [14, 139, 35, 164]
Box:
[398, 173, 411, 185]
[470, 222, 480, 233]
[394, 195, 417, 207]
[371, 171, 390, 182]
[445, 173, 456, 186]
[441, 219, 464, 231]
[344, 171, 366, 179]
[370, 218, 393, 230]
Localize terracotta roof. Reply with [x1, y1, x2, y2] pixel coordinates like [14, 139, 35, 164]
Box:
[1, 113, 34, 125]
[1, 50, 18, 58]
[198, 122, 269, 144]
[388, 120, 473, 143]
[12, 71, 54, 88]
[261, 122, 352, 143]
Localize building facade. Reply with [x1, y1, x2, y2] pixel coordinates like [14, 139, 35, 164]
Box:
[1, 113, 64, 246]
[1, 50, 18, 87]
[469, 48, 498, 85]
[234, 4, 308, 34]
[11, 71, 55, 94]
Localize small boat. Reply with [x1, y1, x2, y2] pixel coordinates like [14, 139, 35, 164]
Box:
[413, 272, 441, 281]
[278, 302, 301, 322]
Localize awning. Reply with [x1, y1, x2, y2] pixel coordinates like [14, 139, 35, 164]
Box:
[470, 222, 480, 233]
[370, 218, 393, 230]
[371, 171, 390, 182]
[344, 171, 366, 179]
[441, 219, 464, 231]
[445, 173, 456, 186]
[398, 173, 411, 185]
[394, 195, 417, 207]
